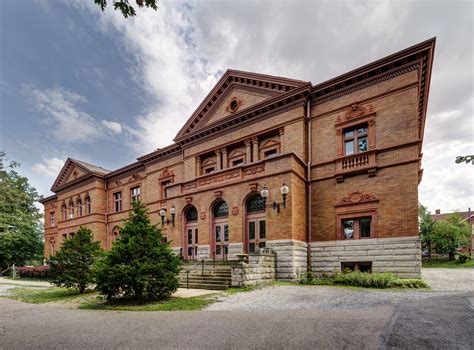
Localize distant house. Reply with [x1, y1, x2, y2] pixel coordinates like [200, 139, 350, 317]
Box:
[431, 209, 474, 254]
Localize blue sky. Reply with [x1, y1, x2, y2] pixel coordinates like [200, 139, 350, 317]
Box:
[0, 0, 472, 214]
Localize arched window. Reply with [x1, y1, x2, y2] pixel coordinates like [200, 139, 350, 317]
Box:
[213, 201, 229, 218]
[85, 196, 91, 214]
[112, 227, 120, 242]
[77, 198, 83, 217]
[62, 204, 67, 221]
[246, 194, 265, 213]
[185, 206, 198, 223]
[69, 201, 74, 219]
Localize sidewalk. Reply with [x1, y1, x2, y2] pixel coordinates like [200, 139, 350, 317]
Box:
[0, 277, 51, 288]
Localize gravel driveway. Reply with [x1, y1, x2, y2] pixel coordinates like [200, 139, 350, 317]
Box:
[208, 268, 474, 311]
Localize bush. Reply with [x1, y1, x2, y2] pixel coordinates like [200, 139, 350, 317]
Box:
[17, 265, 50, 279]
[300, 270, 428, 289]
[390, 279, 428, 288]
[94, 202, 181, 301]
[457, 254, 470, 264]
[48, 226, 102, 293]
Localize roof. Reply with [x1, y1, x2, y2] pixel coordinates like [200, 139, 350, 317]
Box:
[70, 159, 110, 175]
[431, 211, 474, 222]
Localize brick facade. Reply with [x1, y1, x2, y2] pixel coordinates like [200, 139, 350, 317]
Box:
[40, 38, 436, 280]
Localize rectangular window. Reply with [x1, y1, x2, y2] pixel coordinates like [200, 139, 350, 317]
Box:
[344, 124, 368, 155]
[232, 159, 244, 167]
[69, 232, 75, 238]
[264, 149, 278, 159]
[62, 233, 67, 241]
[131, 186, 140, 203]
[341, 262, 372, 273]
[50, 212, 55, 226]
[342, 217, 371, 239]
[161, 180, 171, 199]
[113, 192, 122, 212]
[205, 167, 215, 174]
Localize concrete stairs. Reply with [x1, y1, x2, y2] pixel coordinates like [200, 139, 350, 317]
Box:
[178, 261, 232, 290]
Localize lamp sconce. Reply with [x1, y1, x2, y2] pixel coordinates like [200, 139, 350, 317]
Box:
[260, 182, 289, 213]
[160, 205, 176, 227]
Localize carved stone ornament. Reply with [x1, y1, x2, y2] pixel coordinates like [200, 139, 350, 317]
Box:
[214, 190, 223, 199]
[114, 180, 121, 186]
[343, 103, 374, 121]
[185, 197, 193, 204]
[232, 207, 239, 216]
[200, 212, 206, 220]
[226, 97, 242, 113]
[335, 191, 379, 206]
[160, 167, 174, 180]
[248, 183, 259, 192]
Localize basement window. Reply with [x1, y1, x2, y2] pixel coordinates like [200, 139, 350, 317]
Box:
[341, 261, 372, 273]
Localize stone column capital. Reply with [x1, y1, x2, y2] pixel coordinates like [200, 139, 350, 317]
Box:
[251, 137, 259, 144]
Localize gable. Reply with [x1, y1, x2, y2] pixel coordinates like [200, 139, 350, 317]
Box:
[64, 167, 87, 184]
[51, 158, 109, 192]
[175, 69, 308, 142]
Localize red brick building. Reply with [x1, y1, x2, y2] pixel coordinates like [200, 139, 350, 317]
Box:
[40, 38, 436, 279]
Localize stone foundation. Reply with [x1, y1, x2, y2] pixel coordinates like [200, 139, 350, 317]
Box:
[311, 236, 422, 278]
[266, 239, 307, 281]
[227, 243, 243, 259]
[231, 250, 277, 287]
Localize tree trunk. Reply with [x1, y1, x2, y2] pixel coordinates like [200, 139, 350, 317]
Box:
[79, 285, 85, 294]
[448, 252, 455, 261]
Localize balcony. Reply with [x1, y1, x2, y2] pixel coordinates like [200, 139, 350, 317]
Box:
[335, 150, 376, 182]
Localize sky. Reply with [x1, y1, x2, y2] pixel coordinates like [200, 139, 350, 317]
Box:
[0, 0, 472, 214]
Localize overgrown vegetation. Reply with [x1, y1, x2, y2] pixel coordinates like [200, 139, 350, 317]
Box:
[17, 265, 51, 279]
[48, 227, 103, 293]
[0, 151, 43, 274]
[94, 202, 181, 301]
[300, 270, 429, 289]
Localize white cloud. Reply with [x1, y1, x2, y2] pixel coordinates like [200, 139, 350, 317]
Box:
[28, 86, 102, 143]
[101, 120, 123, 134]
[32, 157, 65, 177]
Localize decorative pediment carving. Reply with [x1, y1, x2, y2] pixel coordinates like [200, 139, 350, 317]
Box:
[159, 167, 174, 180]
[336, 191, 379, 206]
[201, 158, 217, 167]
[228, 150, 246, 159]
[337, 103, 374, 123]
[259, 139, 280, 150]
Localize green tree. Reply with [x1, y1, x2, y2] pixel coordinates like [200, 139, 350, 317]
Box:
[94, 202, 180, 301]
[94, 0, 158, 18]
[431, 213, 471, 260]
[419, 204, 435, 259]
[455, 155, 474, 165]
[48, 226, 102, 293]
[0, 151, 43, 273]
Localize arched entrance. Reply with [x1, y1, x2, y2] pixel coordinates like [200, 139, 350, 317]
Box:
[212, 200, 229, 260]
[183, 206, 198, 260]
[245, 194, 266, 253]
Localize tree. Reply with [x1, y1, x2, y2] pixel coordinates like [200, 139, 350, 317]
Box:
[431, 213, 471, 260]
[94, 202, 180, 301]
[0, 151, 43, 273]
[455, 155, 474, 165]
[48, 226, 102, 293]
[94, 0, 158, 18]
[419, 204, 435, 259]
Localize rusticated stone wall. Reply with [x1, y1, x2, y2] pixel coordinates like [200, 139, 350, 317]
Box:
[230, 250, 277, 287]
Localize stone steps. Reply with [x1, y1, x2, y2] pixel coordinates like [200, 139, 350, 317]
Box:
[178, 261, 232, 290]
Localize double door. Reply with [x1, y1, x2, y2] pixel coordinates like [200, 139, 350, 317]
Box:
[213, 220, 229, 259]
[185, 225, 198, 260]
[247, 215, 266, 253]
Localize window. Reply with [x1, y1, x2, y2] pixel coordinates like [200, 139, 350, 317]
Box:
[344, 124, 368, 155]
[185, 206, 198, 222]
[131, 186, 141, 203]
[341, 262, 372, 273]
[50, 237, 56, 255]
[213, 201, 229, 218]
[246, 194, 265, 213]
[232, 159, 244, 167]
[113, 192, 122, 212]
[112, 227, 120, 242]
[342, 217, 372, 239]
[62, 204, 67, 221]
[50, 212, 55, 226]
[263, 149, 278, 158]
[69, 232, 75, 238]
[62, 233, 67, 241]
[77, 199, 83, 217]
[161, 180, 171, 199]
[85, 196, 91, 214]
[69, 202, 74, 219]
[205, 167, 215, 174]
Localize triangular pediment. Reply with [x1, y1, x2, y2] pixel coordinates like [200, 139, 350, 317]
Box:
[175, 69, 307, 141]
[228, 150, 246, 159]
[51, 158, 110, 192]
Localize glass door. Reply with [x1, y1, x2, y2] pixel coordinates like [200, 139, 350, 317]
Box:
[185, 226, 198, 260]
[247, 219, 266, 253]
[214, 223, 229, 259]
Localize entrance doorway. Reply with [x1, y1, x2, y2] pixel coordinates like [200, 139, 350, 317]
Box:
[212, 200, 229, 259]
[245, 194, 266, 253]
[183, 206, 198, 260]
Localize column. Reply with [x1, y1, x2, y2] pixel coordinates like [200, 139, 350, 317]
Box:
[245, 139, 252, 164]
[221, 147, 228, 169]
[195, 157, 201, 176]
[215, 149, 222, 170]
[279, 127, 285, 153]
[251, 137, 259, 162]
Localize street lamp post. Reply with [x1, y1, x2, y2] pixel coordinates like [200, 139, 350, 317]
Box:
[160, 205, 176, 227]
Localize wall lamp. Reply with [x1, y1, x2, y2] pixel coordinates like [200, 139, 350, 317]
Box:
[261, 182, 289, 213]
[160, 205, 176, 227]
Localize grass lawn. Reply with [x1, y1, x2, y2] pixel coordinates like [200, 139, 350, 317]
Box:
[6, 287, 89, 303]
[422, 259, 474, 268]
[79, 296, 214, 311]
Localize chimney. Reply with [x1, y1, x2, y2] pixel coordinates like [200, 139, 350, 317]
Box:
[435, 209, 441, 215]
